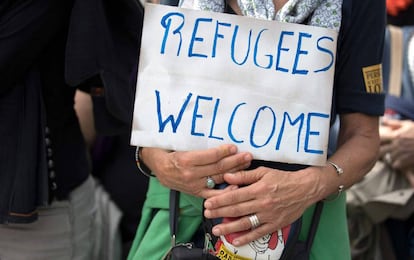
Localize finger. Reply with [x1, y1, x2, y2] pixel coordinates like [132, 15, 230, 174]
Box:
[379, 125, 395, 142]
[223, 169, 265, 186]
[204, 185, 256, 210]
[170, 145, 238, 174]
[393, 121, 414, 138]
[211, 215, 255, 237]
[204, 197, 258, 219]
[223, 224, 277, 247]
[192, 152, 253, 178]
[212, 217, 278, 247]
[381, 118, 402, 129]
[226, 159, 253, 173]
[189, 144, 239, 166]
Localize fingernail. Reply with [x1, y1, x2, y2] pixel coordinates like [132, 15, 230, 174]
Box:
[204, 210, 211, 218]
[230, 146, 237, 154]
[212, 227, 221, 236]
[233, 239, 240, 246]
[244, 154, 252, 162]
[204, 201, 212, 209]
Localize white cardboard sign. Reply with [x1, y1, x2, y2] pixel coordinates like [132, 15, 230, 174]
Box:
[131, 3, 338, 166]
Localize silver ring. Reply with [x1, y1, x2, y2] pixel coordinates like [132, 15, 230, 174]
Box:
[248, 214, 260, 229]
[206, 176, 215, 189]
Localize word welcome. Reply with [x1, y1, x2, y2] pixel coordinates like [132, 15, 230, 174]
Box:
[155, 89, 329, 155]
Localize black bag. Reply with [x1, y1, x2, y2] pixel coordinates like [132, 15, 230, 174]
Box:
[163, 190, 220, 260]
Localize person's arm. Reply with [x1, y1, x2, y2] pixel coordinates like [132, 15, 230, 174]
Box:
[74, 90, 96, 149]
[0, 0, 73, 95]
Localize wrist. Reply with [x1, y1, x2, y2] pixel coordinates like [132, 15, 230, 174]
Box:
[135, 147, 156, 177]
[321, 160, 344, 201]
[295, 167, 325, 206]
[303, 161, 345, 203]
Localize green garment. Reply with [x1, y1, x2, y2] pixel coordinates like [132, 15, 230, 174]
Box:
[127, 178, 204, 260]
[301, 193, 351, 260]
[128, 178, 350, 260]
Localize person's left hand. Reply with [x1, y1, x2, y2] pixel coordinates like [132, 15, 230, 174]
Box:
[203, 166, 320, 246]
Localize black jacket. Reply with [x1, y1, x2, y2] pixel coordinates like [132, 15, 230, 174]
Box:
[0, 0, 143, 223]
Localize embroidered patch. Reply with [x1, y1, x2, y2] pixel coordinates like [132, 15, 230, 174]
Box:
[362, 64, 383, 93]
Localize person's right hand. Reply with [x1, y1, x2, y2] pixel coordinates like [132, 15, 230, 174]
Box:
[140, 144, 253, 198]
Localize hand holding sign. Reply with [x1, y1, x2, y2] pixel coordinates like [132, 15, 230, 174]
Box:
[140, 144, 253, 197]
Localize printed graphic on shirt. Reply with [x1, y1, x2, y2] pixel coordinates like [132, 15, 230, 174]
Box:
[215, 217, 293, 260]
[362, 64, 383, 93]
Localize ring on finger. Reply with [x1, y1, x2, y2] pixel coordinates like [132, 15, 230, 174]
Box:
[248, 214, 260, 229]
[206, 176, 216, 189]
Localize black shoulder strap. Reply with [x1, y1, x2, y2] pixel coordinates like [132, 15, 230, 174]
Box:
[170, 189, 180, 245]
[279, 201, 324, 260]
[304, 201, 324, 251]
